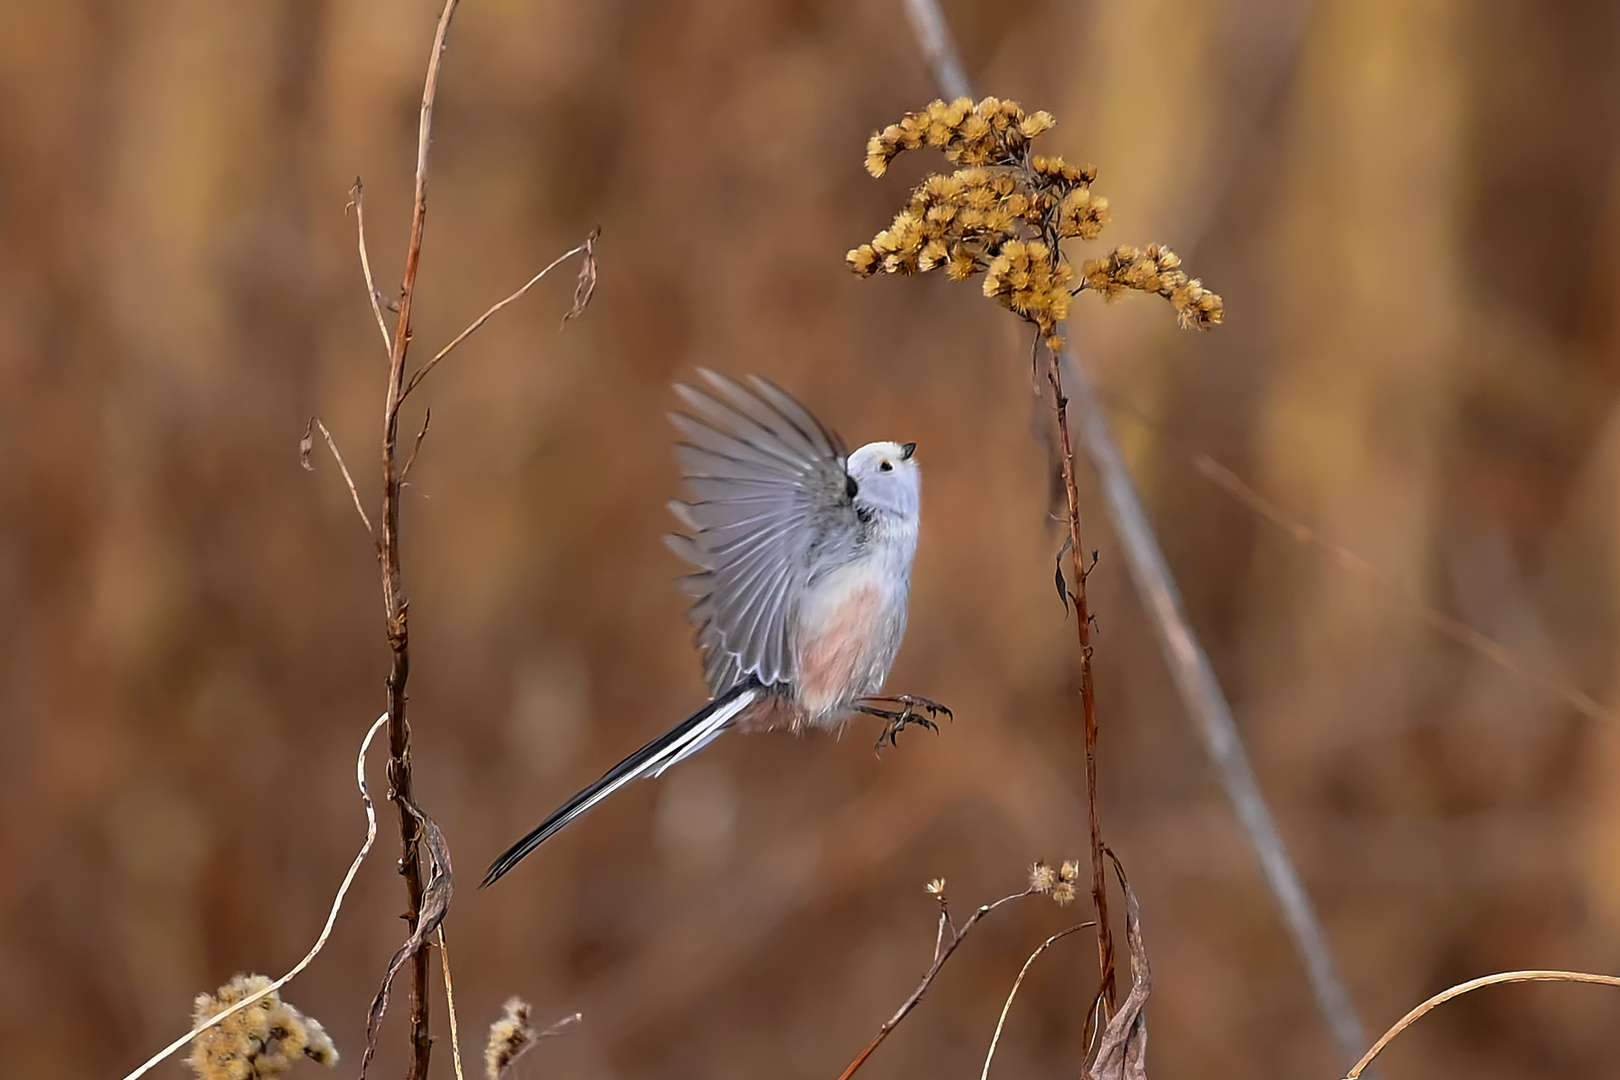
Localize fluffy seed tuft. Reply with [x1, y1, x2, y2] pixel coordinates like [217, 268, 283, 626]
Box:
[187, 974, 338, 1080]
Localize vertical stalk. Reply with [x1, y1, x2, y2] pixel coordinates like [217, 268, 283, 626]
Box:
[380, 5, 461, 1078]
[1047, 347, 1117, 1015]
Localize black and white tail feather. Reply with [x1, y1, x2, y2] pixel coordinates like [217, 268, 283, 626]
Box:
[480, 680, 762, 887]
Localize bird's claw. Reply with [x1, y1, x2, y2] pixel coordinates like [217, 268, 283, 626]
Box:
[862, 694, 953, 755]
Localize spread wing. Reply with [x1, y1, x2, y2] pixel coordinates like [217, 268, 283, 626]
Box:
[664, 370, 855, 696]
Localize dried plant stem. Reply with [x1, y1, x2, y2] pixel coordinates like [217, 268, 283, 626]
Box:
[349, 178, 393, 358]
[836, 890, 1036, 1080]
[1063, 352, 1371, 1065]
[1046, 350, 1116, 1014]
[437, 927, 466, 1080]
[380, 6, 461, 1080]
[980, 922, 1094, 1080]
[401, 238, 593, 402]
[1344, 970, 1620, 1079]
[894, 0, 1370, 1064]
[118, 713, 390, 1080]
[311, 418, 374, 537]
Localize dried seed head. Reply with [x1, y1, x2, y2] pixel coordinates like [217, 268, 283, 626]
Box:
[485, 997, 537, 1080]
[851, 98, 1221, 338]
[925, 878, 947, 897]
[187, 975, 338, 1080]
[1029, 861, 1058, 894]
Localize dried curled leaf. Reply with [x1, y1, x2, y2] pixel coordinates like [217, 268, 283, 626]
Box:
[561, 226, 600, 328]
[359, 796, 453, 1080]
[1088, 867, 1150, 1080]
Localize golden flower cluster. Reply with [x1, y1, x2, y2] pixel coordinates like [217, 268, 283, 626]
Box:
[983, 239, 1074, 344]
[1081, 243, 1224, 329]
[851, 97, 1222, 345]
[188, 974, 337, 1080]
[864, 96, 1064, 177]
[1029, 859, 1082, 905]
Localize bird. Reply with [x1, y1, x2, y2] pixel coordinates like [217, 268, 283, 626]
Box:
[482, 369, 948, 886]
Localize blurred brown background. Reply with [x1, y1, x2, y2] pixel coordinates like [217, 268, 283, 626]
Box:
[5, 0, 1620, 1077]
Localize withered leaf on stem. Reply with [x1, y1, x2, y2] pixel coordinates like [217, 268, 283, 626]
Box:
[1088, 860, 1149, 1080]
[1055, 535, 1074, 616]
[299, 419, 316, 471]
[561, 226, 600, 328]
[359, 795, 454, 1080]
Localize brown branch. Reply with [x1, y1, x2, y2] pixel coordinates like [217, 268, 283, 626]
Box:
[379, 5, 461, 1080]
[349, 178, 393, 358]
[980, 922, 1095, 1080]
[893, 0, 1369, 1062]
[1045, 348, 1117, 1016]
[835, 889, 1035, 1080]
[399, 232, 596, 404]
[1344, 970, 1620, 1079]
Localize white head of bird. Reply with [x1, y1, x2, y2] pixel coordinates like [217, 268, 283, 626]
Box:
[848, 440, 920, 521]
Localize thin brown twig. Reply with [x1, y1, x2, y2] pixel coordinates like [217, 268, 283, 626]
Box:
[400, 237, 594, 404]
[1344, 970, 1620, 1079]
[349, 178, 393, 358]
[1045, 347, 1117, 1018]
[835, 889, 1036, 1080]
[305, 418, 375, 538]
[118, 713, 390, 1080]
[379, 6, 462, 1080]
[401, 408, 432, 484]
[980, 922, 1095, 1080]
[437, 927, 466, 1080]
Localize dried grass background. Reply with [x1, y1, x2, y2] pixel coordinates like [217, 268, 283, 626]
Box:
[5, 0, 1620, 1077]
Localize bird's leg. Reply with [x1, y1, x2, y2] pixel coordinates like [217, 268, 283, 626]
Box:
[856, 694, 952, 754]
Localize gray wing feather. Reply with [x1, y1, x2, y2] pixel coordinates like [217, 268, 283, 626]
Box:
[667, 370, 854, 695]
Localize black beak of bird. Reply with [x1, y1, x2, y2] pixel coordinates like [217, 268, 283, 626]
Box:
[900, 442, 917, 460]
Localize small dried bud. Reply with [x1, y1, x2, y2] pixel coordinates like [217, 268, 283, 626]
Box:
[846, 246, 879, 277]
[485, 998, 536, 1080]
[1059, 859, 1081, 883]
[925, 878, 947, 897]
[946, 247, 980, 280]
[1019, 111, 1056, 139]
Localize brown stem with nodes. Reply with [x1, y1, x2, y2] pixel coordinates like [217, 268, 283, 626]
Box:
[1046, 346, 1117, 1018]
[380, 4, 461, 1079]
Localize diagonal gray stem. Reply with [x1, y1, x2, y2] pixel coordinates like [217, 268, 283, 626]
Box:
[1062, 349, 1369, 1065]
[894, 0, 1371, 1068]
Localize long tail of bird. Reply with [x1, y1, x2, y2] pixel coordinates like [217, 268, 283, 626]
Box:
[481, 679, 763, 887]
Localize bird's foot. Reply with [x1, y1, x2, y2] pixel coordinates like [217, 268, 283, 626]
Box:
[858, 694, 953, 755]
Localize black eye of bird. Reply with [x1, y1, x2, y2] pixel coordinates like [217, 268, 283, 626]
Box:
[879, 460, 892, 472]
